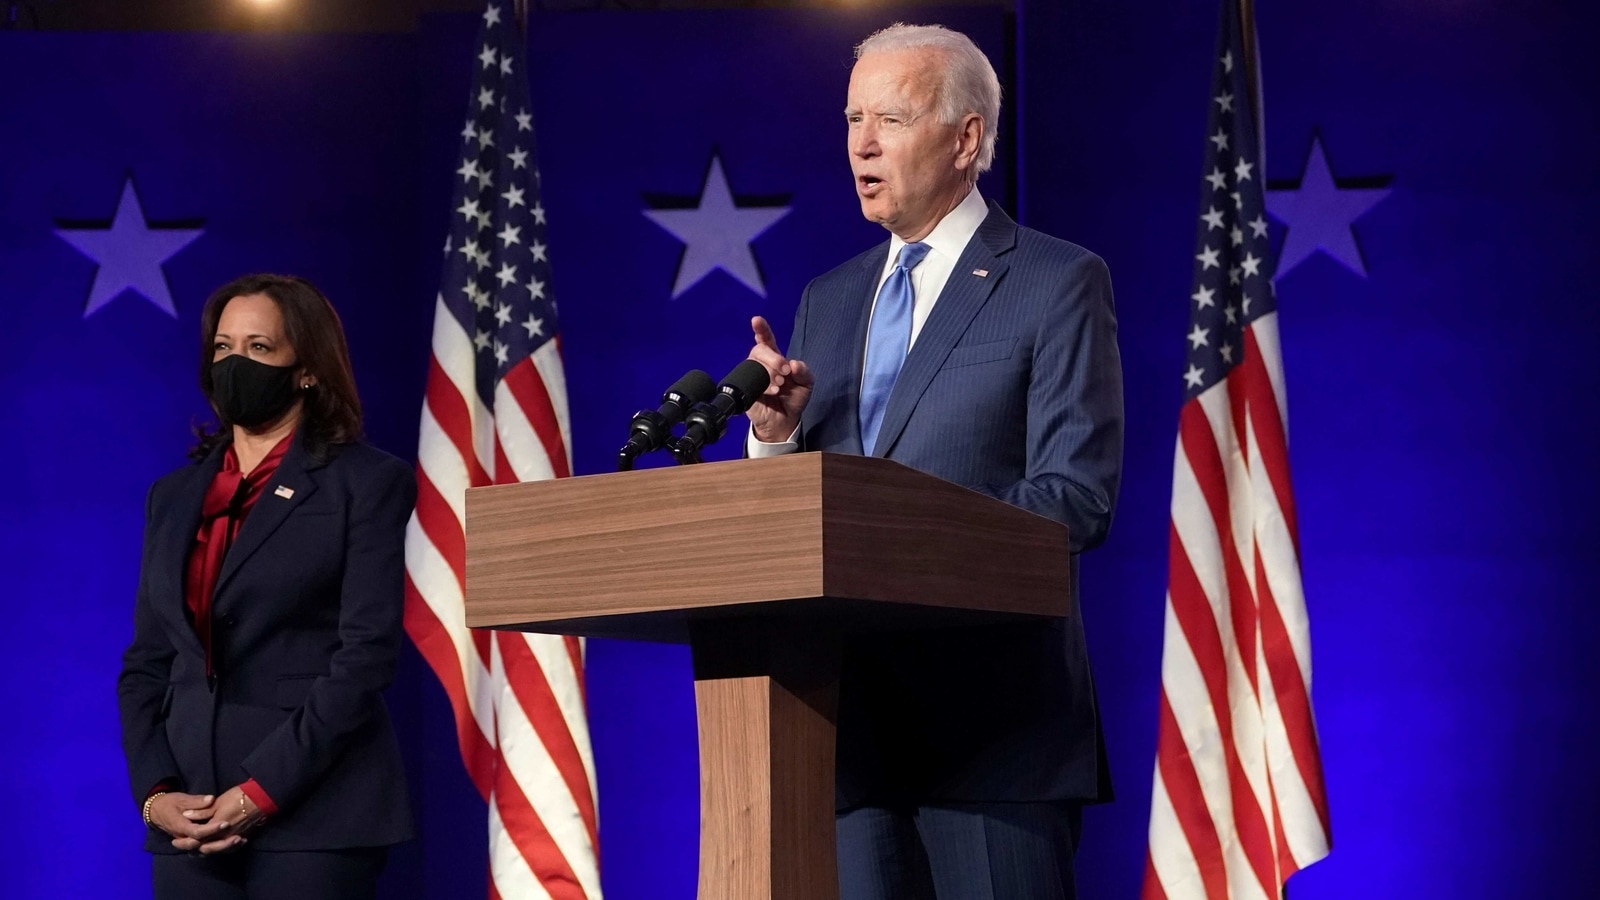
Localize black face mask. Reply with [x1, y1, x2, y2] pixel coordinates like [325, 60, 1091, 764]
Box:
[210, 354, 301, 428]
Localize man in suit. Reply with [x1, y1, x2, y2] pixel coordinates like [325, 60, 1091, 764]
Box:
[743, 23, 1124, 900]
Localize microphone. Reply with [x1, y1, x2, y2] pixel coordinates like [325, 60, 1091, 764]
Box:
[670, 359, 772, 465]
[617, 369, 717, 471]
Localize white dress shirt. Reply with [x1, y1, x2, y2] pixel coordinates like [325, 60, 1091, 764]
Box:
[748, 186, 989, 456]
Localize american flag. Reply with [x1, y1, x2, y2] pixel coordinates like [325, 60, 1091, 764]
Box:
[1142, 3, 1331, 898]
[403, 4, 600, 898]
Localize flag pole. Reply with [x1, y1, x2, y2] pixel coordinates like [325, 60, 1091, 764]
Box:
[1236, 0, 1260, 122]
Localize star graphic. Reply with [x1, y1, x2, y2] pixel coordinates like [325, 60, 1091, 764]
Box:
[643, 154, 791, 299]
[55, 177, 203, 319]
[1267, 134, 1391, 279]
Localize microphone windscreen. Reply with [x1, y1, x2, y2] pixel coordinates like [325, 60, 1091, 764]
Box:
[669, 369, 717, 404]
[720, 359, 772, 405]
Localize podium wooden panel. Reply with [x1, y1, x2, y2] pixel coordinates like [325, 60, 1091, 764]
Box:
[464, 452, 1071, 900]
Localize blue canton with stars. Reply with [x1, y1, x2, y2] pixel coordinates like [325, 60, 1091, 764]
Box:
[1185, 1, 1276, 398]
[440, 3, 557, 409]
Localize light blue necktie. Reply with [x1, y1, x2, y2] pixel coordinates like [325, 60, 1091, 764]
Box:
[859, 241, 931, 455]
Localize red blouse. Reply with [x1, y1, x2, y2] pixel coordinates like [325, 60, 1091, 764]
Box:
[178, 433, 295, 817]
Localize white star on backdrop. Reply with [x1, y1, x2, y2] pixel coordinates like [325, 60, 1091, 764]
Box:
[643, 154, 791, 299]
[55, 177, 203, 318]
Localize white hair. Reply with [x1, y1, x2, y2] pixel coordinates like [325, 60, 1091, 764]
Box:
[854, 23, 1002, 177]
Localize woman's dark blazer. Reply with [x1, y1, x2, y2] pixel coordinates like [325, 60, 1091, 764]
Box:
[117, 431, 417, 853]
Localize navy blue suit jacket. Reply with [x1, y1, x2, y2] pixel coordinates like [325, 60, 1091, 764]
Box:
[788, 201, 1124, 808]
[117, 432, 416, 853]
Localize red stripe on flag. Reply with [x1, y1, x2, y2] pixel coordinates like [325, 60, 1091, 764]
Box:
[1239, 328, 1300, 551]
[1253, 550, 1332, 838]
[564, 635, 587, 707]
[426, 357, 491, 487]
[493, 434, 515, 487]
[494, 755, 590, 900]
[1167, 521, 1279, 898]
[502, 358, 570, 479]
[414, 468, 466, 593]
[404, 575, 493, 799]
[1178, 402, 1261, 694]
[413, 468, 491, 673]
[1153, 691, 1228, 900]
[498, 632, 600, 854]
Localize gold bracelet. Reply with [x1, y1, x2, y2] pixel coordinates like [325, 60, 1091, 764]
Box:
[142, 791, 168, 830]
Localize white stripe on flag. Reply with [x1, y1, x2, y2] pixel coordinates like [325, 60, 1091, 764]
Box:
[404, 519, 495, 744]
[494, 378, 557, 482]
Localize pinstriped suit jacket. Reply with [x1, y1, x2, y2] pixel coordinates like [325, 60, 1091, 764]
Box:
[789, 201, 1124, 807]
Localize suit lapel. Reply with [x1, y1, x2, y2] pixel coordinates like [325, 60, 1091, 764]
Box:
[838, 246, 889, 456]
[871, 202, 1019, 457]
[156, 448, 224, 656]
[213, 433, 324, 601]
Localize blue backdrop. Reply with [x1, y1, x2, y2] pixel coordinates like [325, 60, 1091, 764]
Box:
[0, 1, 1595, 897]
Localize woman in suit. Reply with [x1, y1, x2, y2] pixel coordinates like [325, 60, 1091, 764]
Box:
[118, 274, 416, 899]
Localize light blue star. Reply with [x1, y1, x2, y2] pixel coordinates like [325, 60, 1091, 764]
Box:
[56, 178, 203, 318]
[643, 155, 790, 299]
[1267, 135, 1390, 280]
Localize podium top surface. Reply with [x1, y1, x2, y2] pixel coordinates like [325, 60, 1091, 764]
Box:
[463, 452, 1072, 642]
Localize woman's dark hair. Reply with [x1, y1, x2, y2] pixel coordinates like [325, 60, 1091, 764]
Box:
[191, 274, 363, 461]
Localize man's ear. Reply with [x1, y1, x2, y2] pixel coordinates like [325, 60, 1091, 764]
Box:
[954, 114, 984, 172]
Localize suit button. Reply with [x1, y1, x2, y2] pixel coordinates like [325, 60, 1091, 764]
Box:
[222, 615, 238, 628]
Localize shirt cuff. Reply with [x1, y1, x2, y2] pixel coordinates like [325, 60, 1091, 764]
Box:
[746, 424, 800, 458]
[145, 780, 177, 803]
[241, 779, 278, 817]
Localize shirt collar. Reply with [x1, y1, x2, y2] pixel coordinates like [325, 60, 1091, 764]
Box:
[886, 186, 988, 266]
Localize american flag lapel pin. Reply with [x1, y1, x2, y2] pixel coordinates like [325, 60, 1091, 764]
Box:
[972, 268, 989, 277]
[273, 485, 295, 499]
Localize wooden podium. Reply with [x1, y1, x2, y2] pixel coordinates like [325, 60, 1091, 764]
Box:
[463, 452, 1072, 900]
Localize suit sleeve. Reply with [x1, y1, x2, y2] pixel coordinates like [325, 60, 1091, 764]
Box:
[117, 482, 183, 805]
[240, 455, 416, 810]
[971, 252, 1124, 552]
